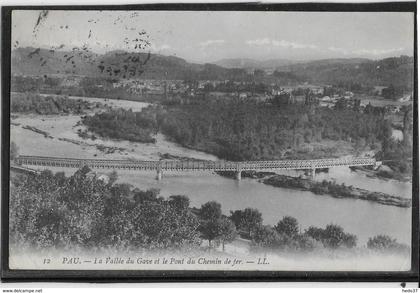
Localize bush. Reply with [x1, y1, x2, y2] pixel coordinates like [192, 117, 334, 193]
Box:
[304, 224, 357, 249]
[275, 216, 299, 238]
[367, 235, 409, 252]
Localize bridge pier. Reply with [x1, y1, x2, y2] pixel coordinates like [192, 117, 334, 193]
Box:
[235, 171, 242, 181]
[156, 169, 163, 180]
[309, 168, 316, 179]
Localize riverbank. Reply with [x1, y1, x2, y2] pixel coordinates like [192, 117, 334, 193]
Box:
[350, 165, 412, 182]
[217, 171, 411, 208]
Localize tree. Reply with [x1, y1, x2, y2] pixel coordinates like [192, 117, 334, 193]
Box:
[10, 141, 19, 161]
[229, 208, 263, 238]
[198, 201, 238, 249]
[252, 225, 283, 248]
[218, 217, 237, 251]
[199, 201, 223, 247]
[342, 233, 357, 248]
[275, 216, 299, 238]
[199, 201, 222, 221]
[305, 224, 357, 249]
[322, 224, 357, 249]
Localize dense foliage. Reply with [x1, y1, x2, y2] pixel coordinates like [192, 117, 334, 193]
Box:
[11, 92, 92, 115]
[10, 167, 201, 251]
[229, 208, 263, 238]
[10, 168, 240, 251]
[367, 235, 409, 251]
[82, 107, 158, 143]
[159, 98, 390, 160]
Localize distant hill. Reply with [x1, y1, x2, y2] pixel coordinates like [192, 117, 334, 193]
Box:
[11, 47, 414, 91]
[213, 58, 299, 69]
[278, 56, 414, 90]
[11, 47, 249, 81]
[11, 47, 199, 79]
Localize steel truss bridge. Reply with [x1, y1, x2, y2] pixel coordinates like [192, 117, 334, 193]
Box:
[15, 155, 380, 180]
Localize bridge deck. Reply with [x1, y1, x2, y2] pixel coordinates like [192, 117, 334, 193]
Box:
[15, 155, 377, 171]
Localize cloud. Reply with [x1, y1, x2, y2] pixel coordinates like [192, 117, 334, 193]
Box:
[328, 46, 405, 56]
[199, 39, 226, 47]
[246, 38, 318, 49]
[328, 46, 349, 55]
[246, 38, 271, 46]
[150, 43, 172, 52]
[353, 47, 405, 56]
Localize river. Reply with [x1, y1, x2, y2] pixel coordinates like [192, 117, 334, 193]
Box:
[10, 96, 412, 246]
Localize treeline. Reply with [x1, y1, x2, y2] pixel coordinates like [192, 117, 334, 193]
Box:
[11, 75, 151, 103]
[158, 98, 391, 161]
[11, 92, 93, 115]
[81, 107, 159, 143]
[10, 167, 408, 253]
[284, 56, 414, 96]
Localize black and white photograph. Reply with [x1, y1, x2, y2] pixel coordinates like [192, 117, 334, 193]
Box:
[2, 4, 418, 280]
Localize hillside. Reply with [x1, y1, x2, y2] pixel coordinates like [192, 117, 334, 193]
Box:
[11, 47, 249, 81]
[278, 56, 414, 91]
[11, 47, 414, 92]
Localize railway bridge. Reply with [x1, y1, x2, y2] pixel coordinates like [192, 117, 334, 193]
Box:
[14, 155, 380, 180]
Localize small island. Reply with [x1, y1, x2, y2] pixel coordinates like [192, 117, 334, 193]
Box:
[217, 171, 411, 208]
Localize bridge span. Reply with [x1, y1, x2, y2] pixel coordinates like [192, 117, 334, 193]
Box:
[15, 155, 379, 180]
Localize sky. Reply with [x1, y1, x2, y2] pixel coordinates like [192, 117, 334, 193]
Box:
[11, 10, 414, 63]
